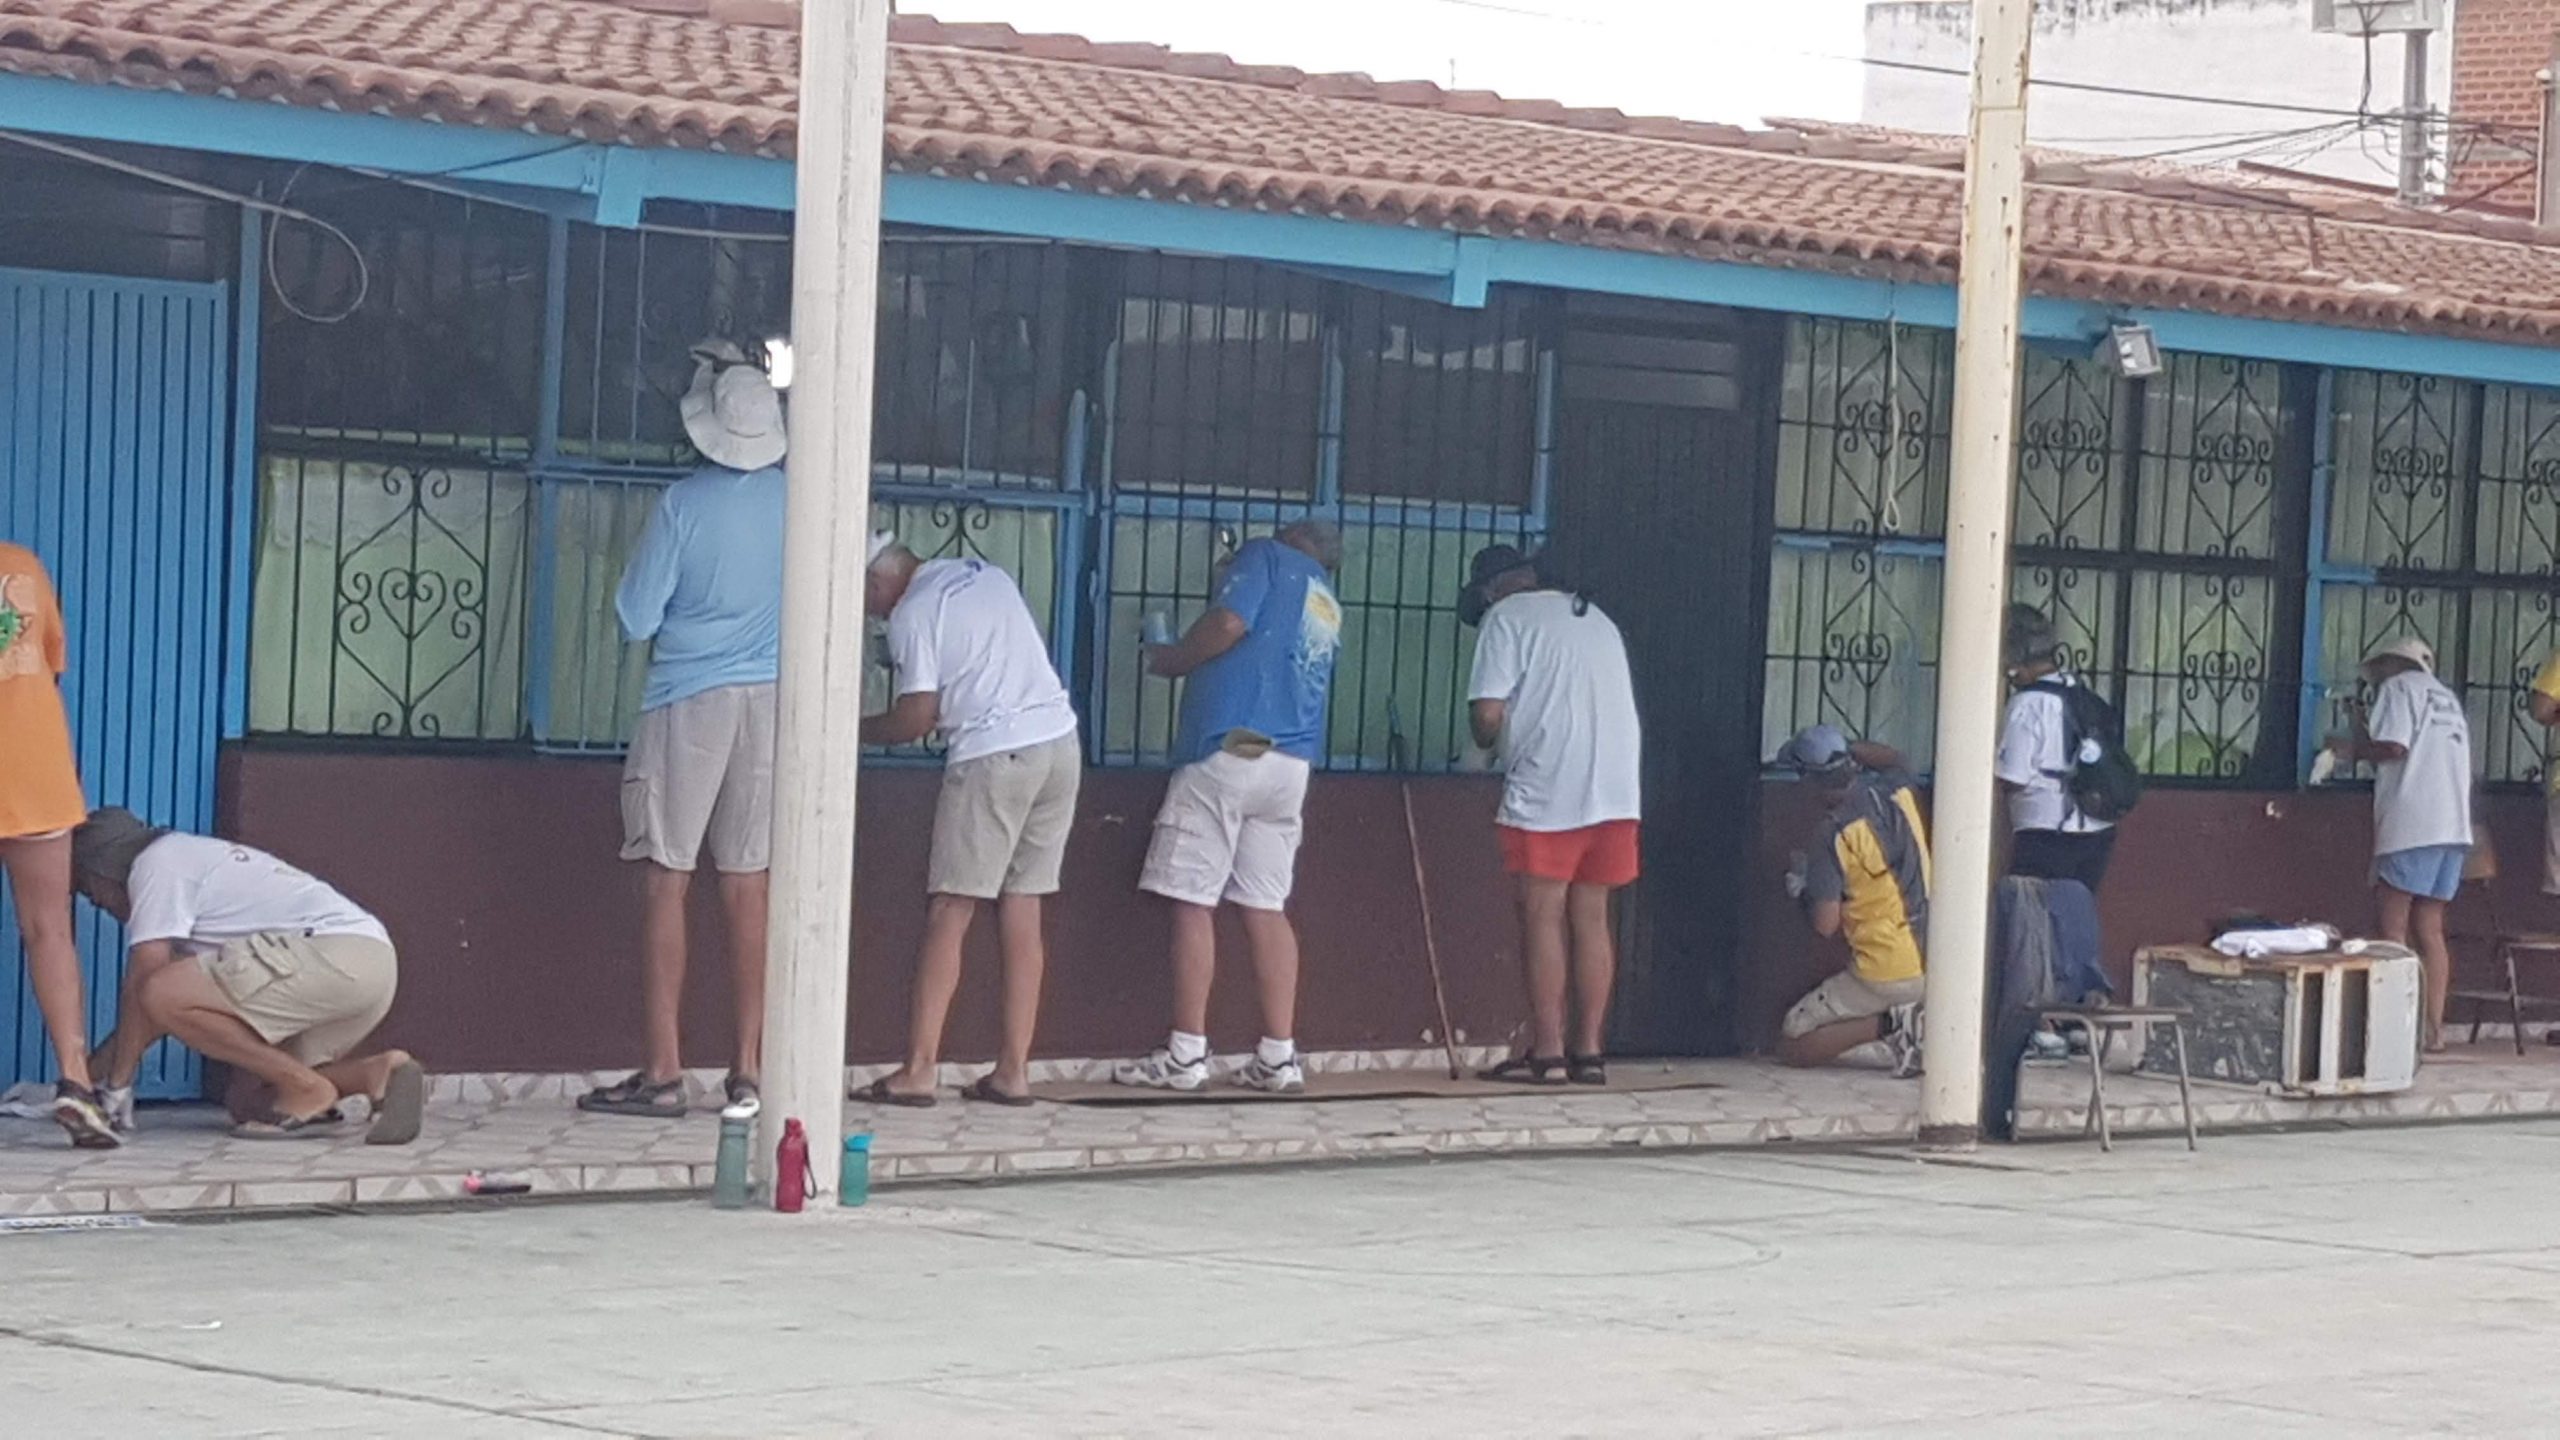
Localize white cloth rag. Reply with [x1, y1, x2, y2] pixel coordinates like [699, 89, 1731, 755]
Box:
[0, 1081, 56, 1120]
[2212, 925, 2340, 959]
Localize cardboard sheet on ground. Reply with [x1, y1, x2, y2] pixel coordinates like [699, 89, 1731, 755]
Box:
[1037, 1060, 1725, 1106]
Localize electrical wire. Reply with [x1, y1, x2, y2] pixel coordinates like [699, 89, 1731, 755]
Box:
[0, 130, 369, 323]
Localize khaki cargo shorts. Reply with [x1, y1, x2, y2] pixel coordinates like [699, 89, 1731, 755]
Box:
[928, 731, 1084, 899]
[621, 682, 777, 873]
[1139, 749, 1312, 912]
[205, 931, 399, 1065]
[1781, 967, 1925, 1040]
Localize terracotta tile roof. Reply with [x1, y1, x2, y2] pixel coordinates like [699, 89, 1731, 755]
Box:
[6, 1, 2560, 343]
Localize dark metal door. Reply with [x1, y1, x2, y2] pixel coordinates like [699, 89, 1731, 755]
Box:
[1547, 300, 1776, 1055]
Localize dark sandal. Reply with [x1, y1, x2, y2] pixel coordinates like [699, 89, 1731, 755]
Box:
[722, 1073, 761, 1113]
[1476, 1054, 1567, 1086]
[232, 1108, 352, 1141]
[577, 1072, 687, 1118]
[1566, 1054, 1608, 1087]
[855, 1076, 938, 1109]
[962, 1075, 1036, 1108]
[366, 1060, 427, 1146]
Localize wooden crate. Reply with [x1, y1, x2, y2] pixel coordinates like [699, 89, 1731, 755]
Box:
[2131, 945, 2420, 1096]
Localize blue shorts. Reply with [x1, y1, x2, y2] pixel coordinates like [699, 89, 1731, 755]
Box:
[2375, 844, 2468, 902]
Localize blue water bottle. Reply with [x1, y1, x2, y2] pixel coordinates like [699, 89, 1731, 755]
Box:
[840, 1132, 872, 1207]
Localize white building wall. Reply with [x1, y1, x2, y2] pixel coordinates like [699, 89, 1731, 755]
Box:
[1863, 0, 2455, 187]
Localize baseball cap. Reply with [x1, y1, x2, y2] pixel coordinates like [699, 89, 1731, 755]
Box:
[1774, 723, 1853, 775]
[2364, 637, 2435, 674]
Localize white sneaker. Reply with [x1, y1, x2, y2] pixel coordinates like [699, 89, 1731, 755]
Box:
[1232, 1055, 1305, 1093]
[1884, 1004, 1924, 1079]
[101, 1085, 137, 1135]
[1113, 1048, 1208, 1092]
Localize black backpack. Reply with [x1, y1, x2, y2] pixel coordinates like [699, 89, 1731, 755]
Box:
[2028, 680, 2144, 823]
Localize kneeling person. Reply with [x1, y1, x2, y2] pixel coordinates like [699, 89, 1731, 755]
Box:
[74, 808, 423, 1144]
[1774, 726, 1931, 1076]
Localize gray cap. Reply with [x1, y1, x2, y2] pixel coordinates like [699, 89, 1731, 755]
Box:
[70, 807, 168, 893]
[1774, 723, 1853, 775]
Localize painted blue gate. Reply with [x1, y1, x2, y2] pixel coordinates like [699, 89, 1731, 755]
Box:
[1, 266, 234, 1097]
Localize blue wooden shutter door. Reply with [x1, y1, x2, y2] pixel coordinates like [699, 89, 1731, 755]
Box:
[1, 266, 233, 1098]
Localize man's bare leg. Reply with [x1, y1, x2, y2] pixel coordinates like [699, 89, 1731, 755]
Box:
[1565, 882, 1616, 1057]
[137, 964, 335, 1120]
[2412, 895, 2452, 1052]
[1239, 906, 1299, 1046]
[1168, 900, 1218, 1037]
[719, 869, 768, 1084]
[1779, 1015, 1892, 1067]
[2, 835, 92, 1091]
[93, 944, 186, 1089]
[1516, 876, 1571, 1059]
[988, 893, 1047, 1098]
[883, 893, 978, 1098]
[639, 863, 692, 1083]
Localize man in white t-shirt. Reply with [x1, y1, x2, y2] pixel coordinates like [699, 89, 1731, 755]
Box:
[1461, 545, 1642, 1087]
[70, 808, 424, 1145]
[857, 535, 1082, 1107]
[1995, 605, 2117, 893]
[2328, 637, 2473, 1052]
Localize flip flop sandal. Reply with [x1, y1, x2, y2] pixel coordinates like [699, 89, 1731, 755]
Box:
[856, 1076, 938, 1109]
[1566, 1054, 1609, 1087]
[366, 1060, 427, 1146]
[577, 1073, 688, 1118]
[961, 1075, 1036, 1108]
[232, 1109, 352, 1141]
[1475, 1054, 1568, 1086]
[722, 1073, 761, 1114]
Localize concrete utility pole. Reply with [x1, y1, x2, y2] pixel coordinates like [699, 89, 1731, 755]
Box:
[761, 0, 892, 1202]
[1919, 0, 2035, 1151]
[2539, 56, 2560, 225]
[2399, 26, 2431, 206]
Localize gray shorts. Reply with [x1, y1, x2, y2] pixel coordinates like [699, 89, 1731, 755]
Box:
[928, 732, 1083, 899]
[206, 931, 399, 1065]
[621, 683, 777, 873]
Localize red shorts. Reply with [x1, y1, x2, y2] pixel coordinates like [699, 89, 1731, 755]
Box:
[1498, 820, 1641, 887]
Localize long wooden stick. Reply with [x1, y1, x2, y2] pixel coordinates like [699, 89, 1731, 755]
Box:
[1400, 777, 1464, 1080]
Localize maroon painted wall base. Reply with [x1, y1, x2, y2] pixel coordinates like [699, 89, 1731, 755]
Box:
[220, 748, 1523, 1073]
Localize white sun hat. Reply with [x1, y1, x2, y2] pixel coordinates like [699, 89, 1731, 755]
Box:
[2364, 637, 2436, 674]
[679, 339, 788, 472]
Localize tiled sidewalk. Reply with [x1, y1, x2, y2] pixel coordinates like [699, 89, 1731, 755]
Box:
[6, 1047, 2557, 1218]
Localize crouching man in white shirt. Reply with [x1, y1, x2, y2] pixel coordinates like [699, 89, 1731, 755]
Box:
[73, 808, 424, 1145]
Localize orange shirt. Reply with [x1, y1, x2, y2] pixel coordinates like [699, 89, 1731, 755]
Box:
[0, 543, 86, 839]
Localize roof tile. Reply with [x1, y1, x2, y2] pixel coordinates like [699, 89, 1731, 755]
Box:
[4, 0, 2560, 341]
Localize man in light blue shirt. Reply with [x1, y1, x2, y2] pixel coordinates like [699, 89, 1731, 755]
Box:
[580, 341, 786, 1120]
[1114, 520, 1343, 1095]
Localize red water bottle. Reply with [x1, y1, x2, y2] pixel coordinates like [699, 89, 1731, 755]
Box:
[774, 1118, 811, 1213]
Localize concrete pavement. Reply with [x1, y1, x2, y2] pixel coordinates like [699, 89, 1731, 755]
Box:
[10, 1121, 2560, 1436]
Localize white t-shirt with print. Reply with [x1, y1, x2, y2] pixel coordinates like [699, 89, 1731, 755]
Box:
[886, 558, 1077, 765]
[1995, 677, 2114, 835]
[125, 834, 390, 951]
[1466, 590, 1643, 832]
[2368, 668, 2473, 857]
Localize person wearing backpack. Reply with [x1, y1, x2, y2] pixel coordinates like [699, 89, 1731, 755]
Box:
[1993, 605, 2138, 893]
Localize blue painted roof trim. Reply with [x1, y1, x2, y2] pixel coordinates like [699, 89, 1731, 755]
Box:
[5, 72, 2557, 387]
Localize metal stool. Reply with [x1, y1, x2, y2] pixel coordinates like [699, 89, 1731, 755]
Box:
[2037, 1004, 2197, 1153]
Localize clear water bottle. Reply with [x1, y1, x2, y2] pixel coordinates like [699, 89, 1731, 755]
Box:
[840, 1132, 873, 1207]
[1141, 606, 1175, 648]
[713, 1105, 753, 1210]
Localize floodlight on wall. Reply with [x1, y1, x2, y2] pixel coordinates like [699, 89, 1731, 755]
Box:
[2097, 323, 2163, 379]
[761, 334, 796, 391]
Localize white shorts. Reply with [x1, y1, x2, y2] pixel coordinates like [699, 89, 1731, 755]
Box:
[1139, 751, 1312, 911]
[1781, 968, 1926, 1039]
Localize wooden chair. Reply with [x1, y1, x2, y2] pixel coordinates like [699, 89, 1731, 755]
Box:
[2448, 830, 2560, 1055]
[2038, 1004, 2198, 1153]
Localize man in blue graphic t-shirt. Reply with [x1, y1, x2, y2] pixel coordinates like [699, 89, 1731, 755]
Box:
[1114, 520, 1343, 1095]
